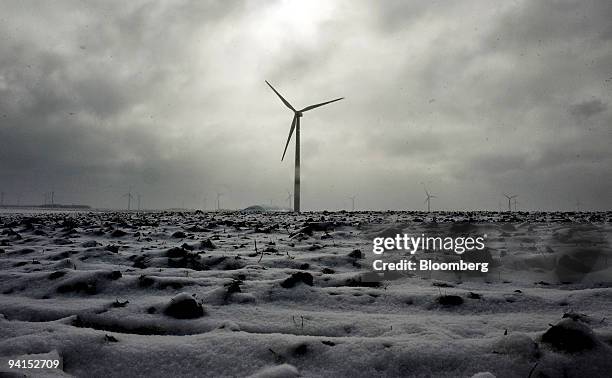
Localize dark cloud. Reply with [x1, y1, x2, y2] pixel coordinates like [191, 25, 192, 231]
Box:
[0, 0, 611, 210]
[569, 99, 607, 120]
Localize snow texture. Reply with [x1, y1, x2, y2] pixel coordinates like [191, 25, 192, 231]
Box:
[0, 210, 611, 377]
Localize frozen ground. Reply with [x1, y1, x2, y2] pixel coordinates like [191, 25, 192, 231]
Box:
[0, 210, 611, 377]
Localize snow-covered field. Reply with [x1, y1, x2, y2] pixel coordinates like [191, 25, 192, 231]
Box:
[1, 210, 611, 377]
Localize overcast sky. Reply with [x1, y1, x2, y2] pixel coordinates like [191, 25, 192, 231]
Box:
[0, 0, 611, 211]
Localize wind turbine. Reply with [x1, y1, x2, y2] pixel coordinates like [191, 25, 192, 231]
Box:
[216, 192, 223, 211]
[266, 80, 343, 212]
[348, 195, 356, 212]
[424, 188, 436, 212]
[123, 188, 134, 211]
[44, 191, 55, 206]
[285, 190, 292, 209]
[513, 197, 518, 211]
[0, 191, 4, 207]
[574, 198, 582, 212]
[137, 193, 142, 211]
[503, 194, 517, 212]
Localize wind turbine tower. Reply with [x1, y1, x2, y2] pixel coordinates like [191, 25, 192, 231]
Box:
[266, 80, 343, 212]
[123, 189, 134, 211]
[285, 190, 292, 209]
[513, 197, 518, 211]
[216, 192, 223, 211]
[348, 195, 356, 212]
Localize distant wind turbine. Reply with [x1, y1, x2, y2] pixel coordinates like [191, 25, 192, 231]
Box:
[266, 80, 344, 212]
[503, 194, 517, 212]
[285, 190, 292, 209]
[424, 188, 436, 212]
[513, 197, 518, 211]
[216, 192, 223, 211]
[137, 193, 142, 211]
[123, 188, 134, 211]
[0, 191, 4, 207]
[43, 191, 55, 206]
[348, 195, 356, 212]
[574, 198, 582, 212]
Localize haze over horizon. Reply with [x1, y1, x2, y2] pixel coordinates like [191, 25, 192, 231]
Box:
[1, 0, 611, 211]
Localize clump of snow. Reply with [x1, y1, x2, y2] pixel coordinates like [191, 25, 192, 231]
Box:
[218, 320, 241, 331]
[171, 231, 186, 239]
[280, 272, 313, 288]
[470, 373, 496, 378]
[81, 240, 98, 248]
[200, 238, 217, 249]
[492, 333, 538, 359]
[247, 363, 299, 378]
[436, 294, 463, 306]
[541, 318, 599, 353]
[163, 293, 205, 319]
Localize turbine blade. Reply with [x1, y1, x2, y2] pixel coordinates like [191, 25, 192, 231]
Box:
[265, 81, 295, 111]
[281, 115, 297, 161]
[300, 97, 344, 112]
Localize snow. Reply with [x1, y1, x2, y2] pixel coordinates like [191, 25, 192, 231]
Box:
[0, 210, 611, 377]
[471, 373, 496, 378]
[247, 363, 299, 378]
